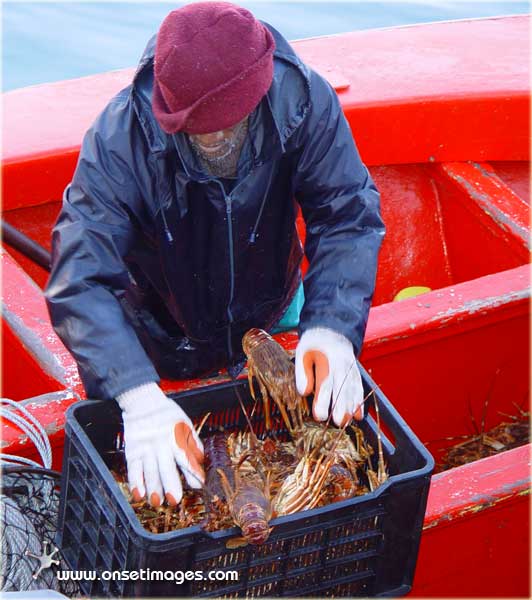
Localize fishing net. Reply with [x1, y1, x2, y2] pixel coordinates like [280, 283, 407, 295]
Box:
[0, 397, 81, 597]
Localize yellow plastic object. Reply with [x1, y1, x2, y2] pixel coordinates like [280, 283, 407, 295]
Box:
[393, 286, 432, 301]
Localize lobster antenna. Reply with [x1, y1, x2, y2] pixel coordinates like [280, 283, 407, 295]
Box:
[480, 367, 501, 440]
[371, 389, 387, 485]
[315, 358, 358, 453]
[331, 361, 379, 417]
[327, 386, 377, 456]
[319, 384, 377, 460]
[320, 358, 357, 432]
[196, 412, 211, 436]
[325, 410, 355, 458]
[234, 385, 260, 446]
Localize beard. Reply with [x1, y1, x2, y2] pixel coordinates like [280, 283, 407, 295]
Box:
[188, 118, 249, 179]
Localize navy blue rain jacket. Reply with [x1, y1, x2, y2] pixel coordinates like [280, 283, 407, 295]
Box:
[45, 25, 385, 400]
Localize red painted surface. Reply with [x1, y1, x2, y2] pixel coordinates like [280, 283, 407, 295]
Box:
[424, 445, 530, 527]
[2, 319, 59, 400]
[1, 17, 530, 597]
[1, 250, 83, 400]
[2, 201, 60, 289]
[414, 490, 530, 597]
[300, 16, 530, 167]
[364, 264, 529, 355]
[489, 160, 531, 205]
[413, 445, 530, 597]
[0, 391, 80, 472]
[2, 151, 79, 212]
[371, 165, 453, 305]
[435, 162, 529, 250]
[2, 16, 529, 211]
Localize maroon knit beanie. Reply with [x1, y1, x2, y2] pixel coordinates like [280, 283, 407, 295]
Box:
[152, 2, 276, 134]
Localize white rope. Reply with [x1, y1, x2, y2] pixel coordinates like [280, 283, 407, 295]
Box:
[0, 397, 60, 592]
[0, 398, 52, 469]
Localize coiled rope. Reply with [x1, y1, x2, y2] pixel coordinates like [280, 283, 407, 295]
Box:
[1, 398, 52, 469]
[0, 398, 62, 592]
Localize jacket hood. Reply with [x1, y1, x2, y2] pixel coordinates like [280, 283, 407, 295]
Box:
[130, 22, 311, 155]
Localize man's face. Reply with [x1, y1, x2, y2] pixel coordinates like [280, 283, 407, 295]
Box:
[188, 117, 248, 160]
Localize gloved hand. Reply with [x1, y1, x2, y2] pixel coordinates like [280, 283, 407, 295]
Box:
[295, 327, 364, 427]
[116, 382, 204, 507]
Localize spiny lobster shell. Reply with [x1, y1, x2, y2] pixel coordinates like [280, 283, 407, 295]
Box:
[242, 328, 304, 432]
[242, 329, 296, 392]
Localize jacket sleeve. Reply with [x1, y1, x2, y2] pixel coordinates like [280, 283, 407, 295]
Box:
[44, 91, 160, 399]
[292, 71, 385, 355]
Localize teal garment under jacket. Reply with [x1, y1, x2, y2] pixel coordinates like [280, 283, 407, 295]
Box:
[272, 282, 305, 333]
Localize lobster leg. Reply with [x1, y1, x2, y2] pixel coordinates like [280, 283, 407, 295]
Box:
[217, 468, 235, 501]
[247, 364, 257, 402]
[256, 374, 273, 431]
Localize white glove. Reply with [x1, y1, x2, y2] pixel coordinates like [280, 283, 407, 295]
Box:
[117, 382, 204, 507]
[295, 327, 364, 426]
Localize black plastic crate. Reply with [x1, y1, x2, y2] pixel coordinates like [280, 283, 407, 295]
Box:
[57, 364, 433, 597]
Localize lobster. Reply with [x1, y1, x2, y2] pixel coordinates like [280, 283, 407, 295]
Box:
[218, 453, 273, 546]
[202, 433, 234, 532]
[242, 328, 308, 434]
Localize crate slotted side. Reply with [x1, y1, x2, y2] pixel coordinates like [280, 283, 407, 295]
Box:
[57, 365, 433, 597]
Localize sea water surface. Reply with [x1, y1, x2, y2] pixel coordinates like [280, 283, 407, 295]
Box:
[2, 1, 529, 91]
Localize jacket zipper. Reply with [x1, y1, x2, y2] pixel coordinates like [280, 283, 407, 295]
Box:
[225, 194, 235, 360]
[212, 180, 236, 360]
[195, 175, 262, 361]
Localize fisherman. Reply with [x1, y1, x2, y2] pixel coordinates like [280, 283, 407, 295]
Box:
[45, 2, 384, 508]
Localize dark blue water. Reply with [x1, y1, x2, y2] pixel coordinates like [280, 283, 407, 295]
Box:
[2, 2, 529, 91]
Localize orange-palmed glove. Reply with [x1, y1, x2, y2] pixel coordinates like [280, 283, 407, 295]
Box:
[295, 328, 364, 426]
[117, 382, 204, 507]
